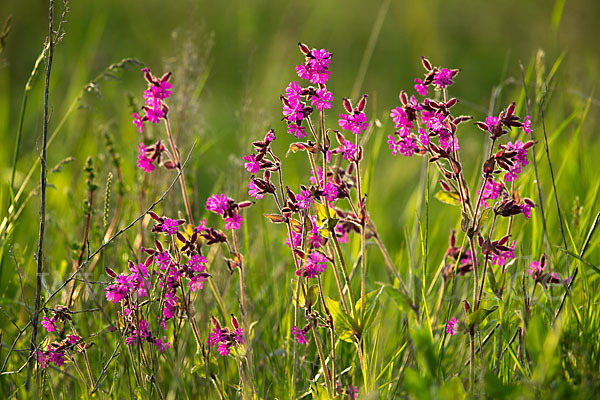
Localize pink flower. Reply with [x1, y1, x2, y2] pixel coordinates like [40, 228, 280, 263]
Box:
[291, 325, 308, 345]
[156, 251, 171, 270]
[225, 214, 243, 230]
[478, 179, 503, 209]
[144, 104, 164, 124]
[296, 189, 313, 210]
[446, 317, 457, 336]
[503, 140, 529, 182]
[248, 181, 264, 199]
[338, 112, 369, 135]
[523, 115, 531, 134]
[528, 260, 545, 276]
[206, 194, 229, 215]
[414, 78, 428, 96]
[491, 241, 515, 267]
[287, 124, 307, 139]
[390, 107, 413, 130]
[323, 182, 338, 202]
[283, 100, 304, 123]
[144, 80, 172, 101]
[337, 139, 357, 162]
[286, 231, 302, 249]
[243, 154, 260, 174]
[298, 252, 327, 278]
[194, 218, 207, 233]
[311, 88, 333, 111]
[188, 274, 207, 292]
[162, 218, 180, 235]
[187, 254, 207, 272]
[133, 112, 144, 133]
[433, 68, 456, 88]
[485, 116, 499, 132]
[137, 143, 155, 173]
[309, 48, 331, 71]
[520, 201, 532, 218]
[285, 81, 302, 104]
[41, 317, 56, 333]
[154, 337, 171, 353]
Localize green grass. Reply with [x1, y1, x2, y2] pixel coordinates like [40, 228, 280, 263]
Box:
[1, 0, 600, 398]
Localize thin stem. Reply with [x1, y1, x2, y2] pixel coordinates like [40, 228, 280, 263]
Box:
[310, 323, 332, 393]
[164, 117, 194, 225]
[27, 2, 54, 388]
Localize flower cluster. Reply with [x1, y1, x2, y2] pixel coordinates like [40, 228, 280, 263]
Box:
[446, 317, 458, 336]
[339, 95, 369, 135]
[291, 324, 310, 345]
[206, 194, 251, 231]
[132, 68, 172, 132]
[37, 335, 81, 369]
[104, 212, 215, 352]
[208, 316, 244, 357]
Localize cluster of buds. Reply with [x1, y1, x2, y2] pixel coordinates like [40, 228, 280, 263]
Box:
[207, 315, 244, 357]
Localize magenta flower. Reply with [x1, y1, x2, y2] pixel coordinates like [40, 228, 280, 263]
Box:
[484, 115, 499, 132]
[504, 140, 529, 182]
[286, 231, 302, 249]
[137, 143, 155, 173]
[144, 104, 164, 124]
[287, 123, 307, 139]
[206, 194, 229, 215]
[41, 317, 56, 333]
[337, 139, 357, 161]
[414, 78, 428, 96]
[291, 325, 308, 345]
[446, 317, 458, 336]
[523, 115, 531, 134]
[154, 337, 171, 353]
[47, 347, 65, 367]
[144, 80, 172, 101]
[248, 180, 265, 199]
[243, 154, 260, 174]
[298, 252, 327, 278]
[188, 274, 207, 292]
[295, 63, 312, 81]
[285, 81, 302, 104]
[187, 254, 208, 273]
[105, 274, 132, 303]
[265, 130, 276, 143]
[323, 182, 338, 202]
[194, 218, 207, 233]
[309, 48, 331, 71]
[283, 101, 304, 123]
[491, 241, 515, 267]
[338, 112, 369, 135]
[156, 251, 171, 270]
[478, 179, 503, 209]
[528, 260, 545, 276]
[296, 189, 313, 210]
[439, 130, 459, 152]
[520, 201, 532, 218]
[133, 112, 145, 133]
[162, 218, 180, 235]
[311, 88, 333, 111]
[418, 128, 430, 145]
[390, 107, 413, 131]
[433, 68, 456, 88]
[224, 214, 243, 230]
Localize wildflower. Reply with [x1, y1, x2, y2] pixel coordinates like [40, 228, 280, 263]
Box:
[337, 139, 357, 162]
[484, 115, 499, 132]
[414, 78, 428, 96]
[528, 260, 545, 276]
[154, 337, 171, 353]
[438, 130, 459, 152]
[283, 99, 304, 123]
[503, 140, 529, 182]
[133, 112, 145, 133]
[311, 88, 333, 111]
[188, 274, 207, 292]
[41, 317, 56, 333]
[296, 189, 313, 210]
[206, 194, 229, 215]
[224, 214, 243, 230]
[187, 254, 207, 273]
[433, 68, 456, 88]
[144, 79, 172, 101]
[162, 218, 180, 235]
[390, 107, 413, 131]
[105, 274, 132, 303]
[144, 104, 164, 124]
[298, 252, 327, 278]
[264, 130, 276, 143]
[243, 154, 260, 174]
[446, 317, 457, 336]
[291, 325, 308, 345]
[286, 231, 302, 249]
[335, 224, 349, 243]
[156, 251, 171, 269]
[418, 128, 430, 145]
[520, 201, 533, 218]
[68, 335, 80, 345]
[323, 182, 338, 202]
[137, 143, 156, 173]
[248, 180, 265, 199]
[194, 218, 207, 233]
[287, 123, 307, 139]
[309, 48, 331, 71]
[523, 115, 531, 134]
[491, 241, 515, 267]
[338, 111, 369, 135]
[478, 179, 503, 209]
[285, 81, 302, 104]
[46, 347, 65, 367]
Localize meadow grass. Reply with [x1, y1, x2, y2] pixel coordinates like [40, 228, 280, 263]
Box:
[1, 0, 599, 399]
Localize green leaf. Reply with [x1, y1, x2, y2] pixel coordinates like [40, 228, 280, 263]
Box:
[291, 280, 319, 308]
[355, 287, 383, 334]
[466, 305, 499, 329]
[325, 296, 357, 342]
[383, 284, 411, 311]
[434, 191, 461, 206]
[439, 376, 466, 400]
[315, 201, 337, 237]
[555, 246, 600, 275]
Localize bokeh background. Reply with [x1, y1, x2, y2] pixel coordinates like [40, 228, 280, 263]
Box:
[0, 0, 599, 395]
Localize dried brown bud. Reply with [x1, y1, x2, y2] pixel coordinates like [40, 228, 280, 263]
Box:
[420, 56, 433, 71]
